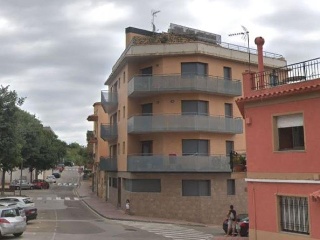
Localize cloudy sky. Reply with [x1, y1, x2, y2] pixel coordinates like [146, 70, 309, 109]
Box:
[1, 0, 320, 146]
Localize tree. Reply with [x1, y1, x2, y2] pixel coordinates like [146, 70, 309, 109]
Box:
[65, 143, 88, 166]
[0, 86, 24, 194]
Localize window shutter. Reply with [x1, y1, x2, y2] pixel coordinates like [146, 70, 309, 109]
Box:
[277, 114, 303, 128]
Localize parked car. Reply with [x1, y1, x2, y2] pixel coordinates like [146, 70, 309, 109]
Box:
[237, 217, 249, 237]
[57, 163, 65, 172]
[223, 213, 248, 236]
[9, 180, 35, 190]
[0, 197, 35, 208]
[0, 202, 26, 222]
[32, 179, 50, 189]
[0, 197, 37, 222]
[0, 206, 27, 237]
[45, 175, 56, 183]
[52, 172, 61, 179]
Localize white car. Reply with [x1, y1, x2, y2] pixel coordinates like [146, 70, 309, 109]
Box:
[0, 206, 27, 237]
[0, 197, 35, 208]
[45, 175, 56, 183]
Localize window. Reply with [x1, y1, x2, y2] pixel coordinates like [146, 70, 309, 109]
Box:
[142, 103, 153, 115]
[118, 78, 120, 89]
[124, 179, 161, 192]
[223, 67, 232, 80]
[279, 196, 309, 235]
[227, 179, 235, 195]
[109, 177, 111, 187]
[140, 67, 153, 76]
[112, 178, 117, 188]
[123, 106, 125, 118]
[118, 110, 120, 122]
[275, 114, 305, 150]
[181, 62, 207, 76]
[181, 100, 208, 115]
[226, 141, 234, 156]
[182, 139, 209, 156]
[182, 180, 211, 196]
[123, 72, 126, 83]
[225, 103, 233, 118]
[117, 143, 120, 155]
[122, 141, 125, 154]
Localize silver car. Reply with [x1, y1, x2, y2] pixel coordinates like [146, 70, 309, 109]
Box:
[0, 206, 26, 237]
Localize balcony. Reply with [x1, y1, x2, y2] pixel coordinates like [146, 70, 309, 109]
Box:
[101, 91, 118, 113]
[87, 114, 98, 122]
[128, 114, 243, 134]
[127, 154, 231, 172]
[99, 156, 117, 171]
[128, 74, 242, 97]
[100, 124, 118, 141]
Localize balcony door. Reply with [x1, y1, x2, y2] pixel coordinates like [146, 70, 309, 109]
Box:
[142, 103, 153, 116]
[140, 66, 153, 76]
[181, 62, 207, 76]
[182, 139, 209, 156]
[141, 141, 153, 156]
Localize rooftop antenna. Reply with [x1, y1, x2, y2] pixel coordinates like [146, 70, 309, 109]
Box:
[151, 10, 160, 32]
[229, 26, 250, 71]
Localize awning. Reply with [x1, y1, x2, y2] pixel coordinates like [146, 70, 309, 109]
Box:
[310, 190, 320, 201]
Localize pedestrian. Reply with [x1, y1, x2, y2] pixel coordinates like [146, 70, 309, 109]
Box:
[225, 205, 237, 236]
[125, 199, 130, 215]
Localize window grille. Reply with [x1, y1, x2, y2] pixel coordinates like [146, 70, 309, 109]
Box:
[279, 196, 309, 235]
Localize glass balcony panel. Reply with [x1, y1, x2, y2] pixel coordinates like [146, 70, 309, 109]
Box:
[127, 115, 243, 134]
[101, 91, 118, 113]
[128, 75, 242, 97]
[100, 124, 118, 141]
[100, 156, 117, 171]
[127, 155, 231, 172]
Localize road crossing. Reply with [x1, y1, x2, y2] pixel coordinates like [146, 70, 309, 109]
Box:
[34, 196, 80, 201]
[56, 182, 78, 186]
[113, 220, 213, 240]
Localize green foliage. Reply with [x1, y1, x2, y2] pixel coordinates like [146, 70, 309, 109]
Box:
[65, 143, 88, 166]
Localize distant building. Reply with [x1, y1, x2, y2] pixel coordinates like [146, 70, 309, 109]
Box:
[98, 24, 286, 224]
[237, 37, 320, 239]
[87, 102, 109, 199]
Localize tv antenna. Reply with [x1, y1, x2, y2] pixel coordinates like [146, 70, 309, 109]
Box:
[229, 26, 251, 70]
[151, 10, 160, 32]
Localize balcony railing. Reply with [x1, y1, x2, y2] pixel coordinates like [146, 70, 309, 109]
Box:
[127, 154, 231, 172]
[99, 156, 117, 171]
[101, 91, 118, 113]
[128, 74, 242, 97]
[128, 114, 243, 134]
[100, 124, 118, 141]
[252, 57, 320, 90]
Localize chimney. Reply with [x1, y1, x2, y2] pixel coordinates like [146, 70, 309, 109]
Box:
[254, 37, 265, 88]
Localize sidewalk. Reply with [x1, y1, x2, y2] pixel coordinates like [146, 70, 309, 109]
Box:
[74, 180, 248, 240]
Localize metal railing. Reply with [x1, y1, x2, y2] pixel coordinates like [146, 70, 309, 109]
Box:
[100, 124, 118, 141]
[252, 58, 320, 90]
[128, 74, 242, 97]
[127, 154, 231, 172]
[127, 114, 243, 134]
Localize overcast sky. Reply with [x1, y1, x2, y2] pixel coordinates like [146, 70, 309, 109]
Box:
[1, 0, 320, 146]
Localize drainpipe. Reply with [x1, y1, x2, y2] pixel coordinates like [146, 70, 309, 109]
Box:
[254, 37, 265, 89]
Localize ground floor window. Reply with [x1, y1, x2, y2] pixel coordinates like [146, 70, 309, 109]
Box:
[227, 179, 235, 195]
[124, 179, 161, 192]
[182, 180, 211, 196]
[279, 196, 309, 235]
[112, 177, 117, 188]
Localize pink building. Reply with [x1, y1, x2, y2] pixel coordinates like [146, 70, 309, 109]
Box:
[237, 37, 320, 239]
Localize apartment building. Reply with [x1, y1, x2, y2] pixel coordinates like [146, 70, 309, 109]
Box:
[100, 24, 286, 224]
[237, 37, 320, 239]
[87, 102, 109, 199]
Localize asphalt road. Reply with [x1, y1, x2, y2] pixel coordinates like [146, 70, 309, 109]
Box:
[6, 167, 230, 240]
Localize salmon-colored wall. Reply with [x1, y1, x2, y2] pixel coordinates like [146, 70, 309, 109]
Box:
[244, 96, 320, 173]
[248, 182, 320, 239]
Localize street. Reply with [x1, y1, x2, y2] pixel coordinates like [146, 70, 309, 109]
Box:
[10, 166, 226, 240]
